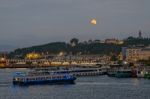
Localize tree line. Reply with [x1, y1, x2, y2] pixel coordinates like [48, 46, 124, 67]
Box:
[8, 37, 150, 58]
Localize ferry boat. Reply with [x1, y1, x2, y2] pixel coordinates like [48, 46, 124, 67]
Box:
[13, 71, 76, 85]
[33, 67, 104, 76]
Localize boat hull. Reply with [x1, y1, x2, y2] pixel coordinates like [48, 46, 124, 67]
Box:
[13, 77, 76, 85]
[115, 72, 132, 78]
[144, 73, 150, 79]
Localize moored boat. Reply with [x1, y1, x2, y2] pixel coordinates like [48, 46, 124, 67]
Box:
[33, 67, 104, 76]
[107, 71, 116, 77]
[107, 68, 133, 78]
[115, 70, 132, 78]
[144, 72, 150, 79]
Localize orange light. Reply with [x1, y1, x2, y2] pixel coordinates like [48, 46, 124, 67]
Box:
[26, 53, 41, 59]
[90, 19, 97, 25]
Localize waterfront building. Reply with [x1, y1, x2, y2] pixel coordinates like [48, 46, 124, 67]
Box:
[0, 57, 6, 67]
[26, 52, 41, 59]
[126, 47, 141, 62]
[122, 46, 150, 62]
[140, 47, 150, 60]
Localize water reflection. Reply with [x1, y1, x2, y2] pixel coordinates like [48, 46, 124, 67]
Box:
[1, 69, 150, 99]
[132, 78, 139, 87]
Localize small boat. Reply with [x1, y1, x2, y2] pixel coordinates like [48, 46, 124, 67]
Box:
[107, 69, 133, 78]
[144, 72, 150, 79]
[13, 71, 76, 85]
[115, 70, 132, 78]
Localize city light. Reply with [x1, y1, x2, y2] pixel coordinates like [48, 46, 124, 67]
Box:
[26, 53, 41, 59]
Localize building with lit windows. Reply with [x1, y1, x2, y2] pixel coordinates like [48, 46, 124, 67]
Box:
[122, 46, 150, 62]
[26, 52, 41, 59]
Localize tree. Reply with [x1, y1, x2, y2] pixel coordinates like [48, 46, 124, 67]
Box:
[70, 38, 79, 47]
[111, 55, 118, 61]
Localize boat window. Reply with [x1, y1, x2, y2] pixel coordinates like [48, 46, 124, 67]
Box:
[49, 77, 51, 79]
[15, 78, 19, 81]
[30, 78, 33, 81]
[138, 71, 140, 73]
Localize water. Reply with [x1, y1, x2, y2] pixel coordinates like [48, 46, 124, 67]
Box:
[0, 69, 150, 99]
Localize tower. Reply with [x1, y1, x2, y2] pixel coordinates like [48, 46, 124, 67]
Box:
[138, 30, 142, 38]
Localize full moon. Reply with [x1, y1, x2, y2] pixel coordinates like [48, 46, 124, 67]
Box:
[90, 19, 97, 25]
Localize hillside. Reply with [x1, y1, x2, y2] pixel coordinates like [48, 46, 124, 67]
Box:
[8, 37, 150, 58]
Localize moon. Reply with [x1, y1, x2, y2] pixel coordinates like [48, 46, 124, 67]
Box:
[90, 19, 97, 25]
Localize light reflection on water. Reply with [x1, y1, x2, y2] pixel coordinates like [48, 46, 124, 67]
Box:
[132, 78, 140, 86]
[0, 69, 150, 99]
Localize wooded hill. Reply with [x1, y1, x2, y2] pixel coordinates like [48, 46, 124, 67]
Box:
[9, 37, 150, 58]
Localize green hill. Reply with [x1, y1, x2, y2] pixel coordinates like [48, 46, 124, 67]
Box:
[8, 37, 150, 58]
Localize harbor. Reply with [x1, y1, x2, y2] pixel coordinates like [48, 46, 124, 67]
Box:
[9, 64, 150, 82]
[1, 58, 150, 79]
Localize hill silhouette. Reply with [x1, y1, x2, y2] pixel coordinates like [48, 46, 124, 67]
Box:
[9, 37, 150, 58]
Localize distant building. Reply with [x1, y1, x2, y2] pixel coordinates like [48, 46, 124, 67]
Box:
[0, 52, 8, 58]
[126, 47, 141, 62]
[140, 47, 150, 60]
[122, 46, 150, 62]
[87, 39, 104, 44]
[100, 40, 105, 43]
[70, 42, 76, 47]
[122, 47, 127, 60]
[26, 52, 41, 59]
[93, 40, 101, 43]
[105, 39, 124, 45]
[88, 39, 93, 44]
[0, 57, 6, 67]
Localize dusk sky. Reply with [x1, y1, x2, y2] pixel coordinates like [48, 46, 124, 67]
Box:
[0, 0, 150, 49]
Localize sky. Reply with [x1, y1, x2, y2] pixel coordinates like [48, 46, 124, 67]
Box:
[0, 0, 150, 49]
